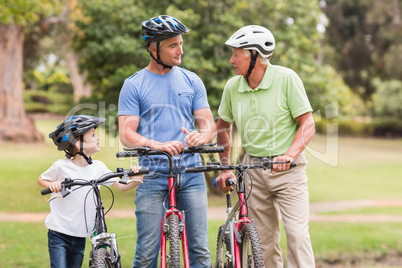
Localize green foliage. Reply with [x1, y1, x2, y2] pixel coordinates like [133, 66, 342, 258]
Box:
[72, 0, 350, 118]
[372, 79, 402, 118]
[24, 89, 73, 114]
[322, 0, 402, 101]
[0, 0, 62, 26]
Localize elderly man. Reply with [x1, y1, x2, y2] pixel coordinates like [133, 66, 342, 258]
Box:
[215, 25, 316, 268]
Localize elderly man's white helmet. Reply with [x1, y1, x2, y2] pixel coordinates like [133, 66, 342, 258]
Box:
[225, 25, 275, 58]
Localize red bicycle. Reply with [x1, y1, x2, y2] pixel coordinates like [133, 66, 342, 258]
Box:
[186, 158, 295, 268]
[116, 144, 223, 268]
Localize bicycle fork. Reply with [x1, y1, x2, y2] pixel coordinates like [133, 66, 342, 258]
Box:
[160, 175, 190, 268]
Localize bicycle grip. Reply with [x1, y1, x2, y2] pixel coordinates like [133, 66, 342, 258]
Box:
[213, 177, 235, 189]
[125, 168, 150, 176]
[116, 151, 139, 158]
[200, 147, 224, 153]
[185, 166, 211, 173]
[41, 188, 52, 195]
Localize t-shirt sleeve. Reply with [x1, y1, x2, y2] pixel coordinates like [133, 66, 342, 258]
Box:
[40, 162, 60, 182]
[192, 76, 210, 112]
[118, 78, 140, 116]
[286, 72, 313, 119]
[218, 83, 234, 123]
[97, 161, 115, 187]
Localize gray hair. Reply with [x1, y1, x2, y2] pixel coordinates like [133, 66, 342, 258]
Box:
[243, 49, 269, 65]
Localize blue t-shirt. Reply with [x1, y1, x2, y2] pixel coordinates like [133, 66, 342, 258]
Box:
[118, 67, 210, 172]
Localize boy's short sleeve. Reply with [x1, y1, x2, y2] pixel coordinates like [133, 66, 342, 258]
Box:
[40, 162, 60, 182]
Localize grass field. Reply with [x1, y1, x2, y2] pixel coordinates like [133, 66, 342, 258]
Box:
[1, 118, 402, 267]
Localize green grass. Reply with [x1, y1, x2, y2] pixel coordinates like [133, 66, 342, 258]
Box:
[2, 219, 402, 267]
[1, 119, 402, 267]
[319, 206, 402, 216]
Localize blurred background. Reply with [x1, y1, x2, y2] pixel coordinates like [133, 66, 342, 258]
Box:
[1, 0, 401, 267]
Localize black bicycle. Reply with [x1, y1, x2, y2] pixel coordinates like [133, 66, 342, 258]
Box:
[41, 167, 149, 268]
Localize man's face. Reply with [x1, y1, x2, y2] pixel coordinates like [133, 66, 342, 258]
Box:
[156, 35, 184, 66]
[229, 47, 250, 76]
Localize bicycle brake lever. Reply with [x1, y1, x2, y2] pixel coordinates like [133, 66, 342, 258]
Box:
[118, 170, 131, 185]
[60, 178, 72, 198]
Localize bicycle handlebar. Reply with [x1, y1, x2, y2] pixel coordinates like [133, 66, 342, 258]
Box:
[116, 143, 224, 158]
[41, 168, 149, 196]
[185, 159, 297, 173]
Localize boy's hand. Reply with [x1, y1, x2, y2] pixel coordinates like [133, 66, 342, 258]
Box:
[49, 181, 62, 193]
[130, 166, 143, 183]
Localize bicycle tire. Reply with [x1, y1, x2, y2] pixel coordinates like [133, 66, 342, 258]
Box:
[240, 223, 264, 268]
[167, 214, 181, 268]
[92, 247, 114, 268]
[215, 224, 232, 268]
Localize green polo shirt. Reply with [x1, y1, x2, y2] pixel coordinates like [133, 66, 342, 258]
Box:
[218, 63, 312, 157]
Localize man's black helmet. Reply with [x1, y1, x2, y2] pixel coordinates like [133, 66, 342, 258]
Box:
[49, 115, 106, 156]
[142, 15, 189, 50]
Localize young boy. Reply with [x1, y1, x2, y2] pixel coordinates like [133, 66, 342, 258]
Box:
[38, 115, 142, 268]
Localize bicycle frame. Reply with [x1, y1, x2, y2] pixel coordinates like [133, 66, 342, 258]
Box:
[41, 168, 148, 268]
[160, 172, 190, 268]
[186, 159, 294, 268]
[89, 185, 121, 267]
[216, 169, 255, 268]
[117, 145, 223, 268]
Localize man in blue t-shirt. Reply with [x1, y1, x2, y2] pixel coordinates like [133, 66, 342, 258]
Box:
[118, 15, 216, 268]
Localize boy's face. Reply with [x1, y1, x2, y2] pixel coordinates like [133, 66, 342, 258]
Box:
[81, 128, 100, 155]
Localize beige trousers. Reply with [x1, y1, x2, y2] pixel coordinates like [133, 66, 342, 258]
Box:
[242, 152, 315, 268]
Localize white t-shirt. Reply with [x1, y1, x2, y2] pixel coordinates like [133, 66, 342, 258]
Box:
[41, 159, 113, 237]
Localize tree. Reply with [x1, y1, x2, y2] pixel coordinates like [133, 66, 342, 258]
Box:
[38, 1, 92, 103]
[322, 0, 402, 102]
[72, 0, 352, 195]
[0, 1, 49, 142]
[73, 0, 350, 117]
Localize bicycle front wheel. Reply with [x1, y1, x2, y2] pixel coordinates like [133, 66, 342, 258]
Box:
[215, 224, 232, 268]
[240, 223, 264, 268]
[92, 248, 114, 268]
[167, 214, 181, 268]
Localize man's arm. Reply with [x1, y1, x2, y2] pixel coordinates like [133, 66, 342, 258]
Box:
[272, 112, 315, 174]
[215, 117, 236, 191]
[118, 115, 183, 156]
[182, 108, 216, 147]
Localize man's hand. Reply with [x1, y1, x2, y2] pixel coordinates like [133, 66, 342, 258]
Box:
[181, 127, 207, 147]
[153, 141, 184, 156]
[215, 170, 236, 192]
[271, 155, 294, 175]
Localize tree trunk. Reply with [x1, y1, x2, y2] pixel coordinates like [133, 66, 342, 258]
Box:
[64, 48, 92, 103]
[0, 23, 43, 143]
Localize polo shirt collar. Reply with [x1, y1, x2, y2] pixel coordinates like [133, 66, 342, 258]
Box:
[238, 63, 274, 93]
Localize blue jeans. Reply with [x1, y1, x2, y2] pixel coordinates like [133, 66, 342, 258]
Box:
[132, 171, 211, 268]
[48, 230, 86, 268]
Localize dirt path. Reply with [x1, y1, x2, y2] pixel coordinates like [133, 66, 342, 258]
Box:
[1, 199, 402, 223]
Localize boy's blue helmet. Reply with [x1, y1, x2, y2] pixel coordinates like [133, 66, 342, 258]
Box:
[49, 115, 106, 158]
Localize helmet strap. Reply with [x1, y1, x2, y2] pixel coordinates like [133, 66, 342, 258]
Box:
[78, 136, 93, 165]
[244, 50, 258, 79]
[149, 42, 173, 70]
